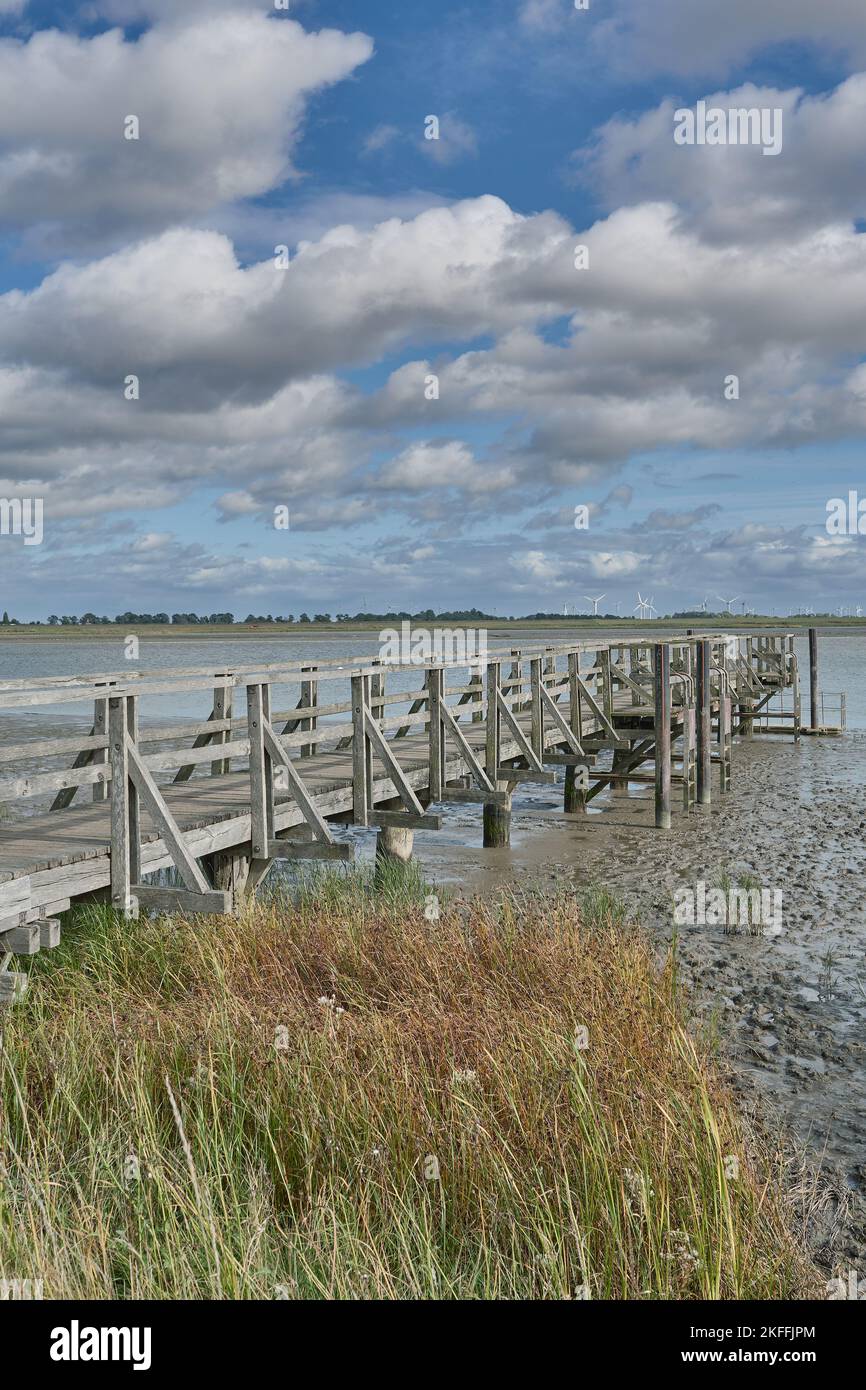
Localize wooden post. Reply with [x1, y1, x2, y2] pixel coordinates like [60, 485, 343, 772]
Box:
[485, 660, 501, 780]
[108, 695, 135, 916]
[564, 650, 586, 813]
[93, 690, 108, 801]
[351, 674, 369, 826]
[210, 850, 251, 902]
[563, 765, 585, 814]
[300, 665, 318, 757]
[375, 824, 414, 868]
[696, 639, 711, 806]
[653, 643, 671, 829]
[126, 694, 141, 888]
[483, 661, 510, 846]
[530, 657, 543, 760]
[247, 683, 269, 858]
[741, 636, 755, 739]
[211, 682, 232, 776]
[809, 627, 819, 731]
[483, 791, 511, 847]
[718, 667, 732, 793]
[428, 666, 444, 801]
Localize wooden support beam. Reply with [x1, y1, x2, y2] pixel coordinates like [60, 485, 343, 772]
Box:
[267, 839, 353, 861]
[495, 766, 557, 783]
[441, 786, 509, 806]
[368, 810, 441, 831]
[439, 701, 495, 794]
[0, 923, 40, 955]
[126, 738, 213, 896]
[263, 719, 337, 845]
[38, 918, 61, 949]
[362, 700, 425, 816]
[133, 885, 231, 915]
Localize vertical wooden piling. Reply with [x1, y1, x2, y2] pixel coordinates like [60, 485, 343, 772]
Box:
[483, 792, 512, 847]
[696, 639, 712, 806]
[809, 627, 819, 731]
[653, 643, 671, 829]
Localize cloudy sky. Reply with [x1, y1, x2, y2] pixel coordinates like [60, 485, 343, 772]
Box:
[1, 0, 865, 618]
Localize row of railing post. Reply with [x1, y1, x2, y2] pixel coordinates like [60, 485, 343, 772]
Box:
[98, 632, 794, 915]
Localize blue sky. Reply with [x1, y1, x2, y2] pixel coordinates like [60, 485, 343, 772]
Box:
[1, 0, 865, 618]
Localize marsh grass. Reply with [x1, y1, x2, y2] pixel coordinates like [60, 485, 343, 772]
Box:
[0, 876, 817, 1299]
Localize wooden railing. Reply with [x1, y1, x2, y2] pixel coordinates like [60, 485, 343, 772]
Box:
[0, 632, 800, 922]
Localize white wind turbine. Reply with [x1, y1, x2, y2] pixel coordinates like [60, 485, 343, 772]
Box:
[716, 594, 740, 615]
[584, 594, 606, 616]
[634, 591, 655, 619]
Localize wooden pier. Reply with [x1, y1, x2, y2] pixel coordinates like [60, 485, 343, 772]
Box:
[0, 630, 808, 1001]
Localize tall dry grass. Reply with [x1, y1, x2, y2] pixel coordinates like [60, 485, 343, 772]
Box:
[0, 868, 817, 1299]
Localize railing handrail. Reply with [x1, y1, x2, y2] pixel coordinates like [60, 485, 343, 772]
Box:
[0, 631, 789, 708]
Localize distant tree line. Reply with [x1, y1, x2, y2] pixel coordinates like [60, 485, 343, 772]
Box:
[1, 607, 501, 626]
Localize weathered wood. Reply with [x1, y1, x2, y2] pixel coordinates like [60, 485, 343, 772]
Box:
[494, 767, 557, 783]
[653, 643, 672, 830]
[809, 627, 819, 731]
[126, 738, 212, 896]
[133, 885, 232, 915]
[351, 674, 370, 827]
[108, 696, 133, 915]
[428, 667, 444, 800]
[368, 810, 441, 831]
[0, 923, 40, 955]
[441, 786, 509, 805]
[267, 839, 353, 861]
[696, 639, 712, 807]
[38, 917, 62, 949]
[0, 630, 805, 949]
[374, 824, 414, 866]
[483, 791, 511, 847]
[247, 683, 269, 857]
[0, 971, 27, 1006]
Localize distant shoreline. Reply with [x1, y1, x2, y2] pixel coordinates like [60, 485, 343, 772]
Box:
[1, 617, 864, 640]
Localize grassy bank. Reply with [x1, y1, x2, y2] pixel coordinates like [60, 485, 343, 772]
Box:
[0, 871, 817, 1299]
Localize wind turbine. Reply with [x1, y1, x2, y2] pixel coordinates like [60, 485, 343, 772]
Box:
[716, 594, 740, 615]
[584, 594, 606, 616]
[634, 591, 655, 620]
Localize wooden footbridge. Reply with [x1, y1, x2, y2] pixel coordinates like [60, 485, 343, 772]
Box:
[0, 630, 808, 1002]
